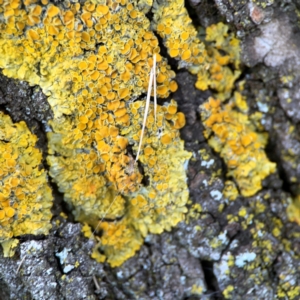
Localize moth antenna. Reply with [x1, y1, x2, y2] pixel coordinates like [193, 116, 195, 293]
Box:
[153, 54, 157, 123]
[135, 68, 154, 161]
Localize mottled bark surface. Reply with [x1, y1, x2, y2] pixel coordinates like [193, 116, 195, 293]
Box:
[1, 0, 300, 299]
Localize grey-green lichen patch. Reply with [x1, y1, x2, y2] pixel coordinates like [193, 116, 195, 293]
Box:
[176, 214, 227, 261]
[213, 190, 300, 299]
[0, 219, 104, 300]
[175, 66, 300, 296]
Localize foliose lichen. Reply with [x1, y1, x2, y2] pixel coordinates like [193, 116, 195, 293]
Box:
[0, 111, 52, 255]
[152, 0, 276, 198]
[200, 96, 276, 197]
[0, 0, 190, 266]
[152, 0, 240, 100]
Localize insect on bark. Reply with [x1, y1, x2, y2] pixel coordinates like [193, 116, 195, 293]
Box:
[91, 54, 157, 237]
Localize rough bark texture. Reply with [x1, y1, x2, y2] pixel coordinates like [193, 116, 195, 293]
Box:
[1, 0, 300, 299]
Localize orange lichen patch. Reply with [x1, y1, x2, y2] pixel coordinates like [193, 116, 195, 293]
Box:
[161, 133, 172, 144]
[0, 0, 189, 267]
[166, 100, 177, 114]
[91, 218, 143, 267]
[116, 136, 128, 150]
[9, 177, 19, 187]
[96, 4, 109, 15]
[84, 100, 190, 266]
[173, 112, 186, 129]
[157, 85, 168, 96]
[118, 87, 130, 99]
[152, 1, 240, 100]
[47, 5, 60, 17]
[170, 48, 179, 57]
[79, 115, 89, 124]
[169, 80, 178, 92]
[129, 10, 138, 18]
[81, 11, 93, 27]
[107, 100, 120, 111]
[0, 112, 52, 253]
[27, 29, 40, 40]
[152, 0, 206, 65]
[4, 207, 15, 218]
[200, 97, 276, 197]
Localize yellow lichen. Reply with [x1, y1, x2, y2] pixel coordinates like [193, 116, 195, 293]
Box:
[1, 238, 19, 257]
[287, 195, 300, 225]
[0, 0, 190, 266]
[152, 0, 240, 100]
[83, 101, 191, 267]
[223, 180, 239, 201]
[191, 284, 203, 295]
[200, 97, 276, 197]
[152, 0, 278, 201]
[223, 285, 234, 299]
[0, 112, 52, 254]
